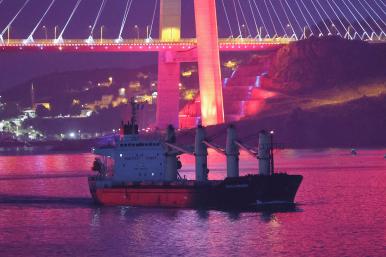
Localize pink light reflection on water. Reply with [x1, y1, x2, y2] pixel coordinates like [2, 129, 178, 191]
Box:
[0, 149, 385, 256]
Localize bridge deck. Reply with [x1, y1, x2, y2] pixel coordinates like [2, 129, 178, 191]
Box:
[0, 38, 293, 52]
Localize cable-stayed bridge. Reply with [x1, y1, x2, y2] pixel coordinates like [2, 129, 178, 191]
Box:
[0, 0, 385, 128]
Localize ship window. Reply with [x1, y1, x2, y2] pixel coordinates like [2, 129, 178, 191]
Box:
[120, 144, 123, 147]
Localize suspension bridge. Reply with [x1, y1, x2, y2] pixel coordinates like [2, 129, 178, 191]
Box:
[0, 0, 385, 128]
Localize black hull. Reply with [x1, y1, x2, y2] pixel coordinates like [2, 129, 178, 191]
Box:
[191, 174, 303, 208]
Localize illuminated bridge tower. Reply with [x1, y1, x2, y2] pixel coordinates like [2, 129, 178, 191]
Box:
[194, 0, 224, 126]
[156, 0, 181, 129]
[156, 0, 225, 128]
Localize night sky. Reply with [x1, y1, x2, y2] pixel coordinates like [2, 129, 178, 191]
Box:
[0, 0, 383, 90]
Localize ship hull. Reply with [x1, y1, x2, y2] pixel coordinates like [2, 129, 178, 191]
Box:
[89, 174, 303, 209]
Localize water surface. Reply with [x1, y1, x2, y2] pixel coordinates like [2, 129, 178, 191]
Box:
[0, 149, 385, 257]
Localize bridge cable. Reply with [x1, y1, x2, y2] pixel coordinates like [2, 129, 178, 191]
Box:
[279, 0, 298, 39]
[282, 0, 303, 36]
[25, 0, 56, 43]
[88, 0, 107, 42]
[247, 0, 260, 38]
[268, 0, 288, 37]
[294, 0, 315, 36]
[263, 0, 279, 37]
[341, 0, 371, 39]
[324, 0, 350, 37]
[316, 0, 344, 35]
[148, 0, 158, 40]
[380, 0, 386, 9]
[312, 0, 335, 35]
[356, 0, 385, 35]
[221, 0, 234, 37]
[252, 0, 270, 38]
[0, 0, 31, 38]
[117, 0, 134, 41]
[56, 0, 82, 43]
[237, 0, 252, 37]
[232, 0, 243, 37]
[347, 0, 378, 38]
[330, 0, 360, 39]
[299, 0, 323, 36]
[309, 0, 332, 35]
[363, 0, 386, 27]
[372, 0, 386, 16]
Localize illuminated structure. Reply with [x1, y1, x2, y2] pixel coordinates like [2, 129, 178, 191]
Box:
[157, 0, 224, 127]
[3, 0, 380, 128]
[194, 0, 224, 126]
[30, 83, 35, 109]
[157, 0, 181, 128]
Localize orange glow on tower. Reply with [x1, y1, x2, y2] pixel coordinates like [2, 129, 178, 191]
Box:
[194, 0, 224, 126]
[156, 0, 181, 129]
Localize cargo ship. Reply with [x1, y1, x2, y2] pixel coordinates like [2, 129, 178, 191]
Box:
[88, 104, 302, 209]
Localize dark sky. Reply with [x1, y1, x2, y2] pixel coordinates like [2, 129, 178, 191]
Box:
[0, 0, 383, 90]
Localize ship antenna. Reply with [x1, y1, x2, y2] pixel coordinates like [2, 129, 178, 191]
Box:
[130, 97, 137, 125]
[270, 130, 275, 175]
[130, 97, 138, 134]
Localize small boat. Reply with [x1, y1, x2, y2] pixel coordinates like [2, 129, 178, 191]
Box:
[351, 148, 357, 155]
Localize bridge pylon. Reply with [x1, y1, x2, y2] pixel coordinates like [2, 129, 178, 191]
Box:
[194, 0, 224, 126]
[156, 0, 181, 129]
[156, 0, 225, 129]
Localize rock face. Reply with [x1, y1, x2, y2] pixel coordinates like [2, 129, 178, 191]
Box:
[262, 37, 386, 93]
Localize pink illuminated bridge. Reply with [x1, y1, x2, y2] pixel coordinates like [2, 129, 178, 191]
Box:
[0, 38, 293, 52]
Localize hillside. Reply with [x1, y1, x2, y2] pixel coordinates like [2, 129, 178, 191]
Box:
[263, 36, 386, 93]
[206, 37, 386, 148]
[0, 67, 157, 107]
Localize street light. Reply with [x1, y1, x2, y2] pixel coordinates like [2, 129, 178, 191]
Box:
[100, 25, 105, 44]
[54, 25, 60, 39]
[7, 26, 10, 44]
[241, 24, 246, 38]
[88, 25, 93, 36]
[134, 25, 139, 40]
[42, 25, 48, 40]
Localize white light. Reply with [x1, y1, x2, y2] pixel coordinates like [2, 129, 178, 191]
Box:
[69, 132, 76, 138]
[120, 153, 123, 158]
